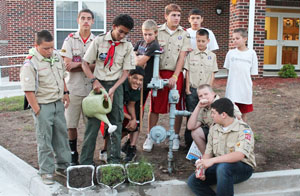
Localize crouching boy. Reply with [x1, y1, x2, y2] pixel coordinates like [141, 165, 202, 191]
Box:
[187, 98, 256, 196]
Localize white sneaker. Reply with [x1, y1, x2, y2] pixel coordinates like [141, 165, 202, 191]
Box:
[143, 134, 154, 152]
[99, 150, 107, 163]
[172, 135, 180, 151]
[41, 174, 54, 185]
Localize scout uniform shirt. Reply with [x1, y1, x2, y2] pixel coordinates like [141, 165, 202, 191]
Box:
[60, 32, 95, 96]
[20, 48, 66, 104]
[205, 118, 256, 168]
[157, 23, 191, 71]
[197, 95, 241, 127]
[83, 31, 135, 81]
[184, 48, 218, 88]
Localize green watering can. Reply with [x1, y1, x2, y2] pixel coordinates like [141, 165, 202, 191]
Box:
[82, 89, 117, 134]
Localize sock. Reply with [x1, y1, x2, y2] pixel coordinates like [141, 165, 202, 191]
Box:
[69, 139, 77, 152]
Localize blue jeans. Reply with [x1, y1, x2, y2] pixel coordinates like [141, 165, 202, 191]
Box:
[187, 162, 253, 196]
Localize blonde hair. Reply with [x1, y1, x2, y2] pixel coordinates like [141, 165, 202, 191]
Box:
[142, 19, 158, 32]
[165, 4, 182, 15]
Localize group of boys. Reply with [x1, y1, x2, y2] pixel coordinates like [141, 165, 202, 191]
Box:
[20, 3, 256, 196]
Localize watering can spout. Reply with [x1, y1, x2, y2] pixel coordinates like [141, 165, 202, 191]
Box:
[94, 113, 117, 133]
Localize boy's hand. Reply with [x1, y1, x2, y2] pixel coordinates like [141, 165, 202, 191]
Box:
[63, 94, 70, 108]
[201, 158, 214, 169]
[185, 88, 191, 95]
[108, 88, 116, 103]
[168, 77, 177, 88]
[92, 80, 103, 94]
[126, 119, 137, 131]
[33, 106, 41, 116]
[197, 99, 209, 108]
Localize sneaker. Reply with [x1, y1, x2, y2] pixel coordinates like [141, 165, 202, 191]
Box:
[41, 174, 54, 185]
[99, 150, 107, 163]
[121, 139, 131, 154]
[55, 169, 67, 178]
[124, 146, 136, 163]
[71, 151, 79, 166]
[172, 135, 180, 151]
[143, 134, 154, 152]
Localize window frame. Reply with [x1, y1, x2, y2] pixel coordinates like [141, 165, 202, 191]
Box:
[54, 0, 106, 49]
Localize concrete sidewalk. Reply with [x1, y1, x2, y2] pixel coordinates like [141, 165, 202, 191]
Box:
[0, 77, 23, 98]
[0, 145, 300, 196]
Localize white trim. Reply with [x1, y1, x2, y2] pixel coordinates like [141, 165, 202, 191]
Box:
[248, 0, 255, 50]
[266, 6, 300, 10]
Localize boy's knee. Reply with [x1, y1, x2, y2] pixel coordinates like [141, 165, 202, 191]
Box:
[216, 163, 233, 176]
[187, 173, 197, 187]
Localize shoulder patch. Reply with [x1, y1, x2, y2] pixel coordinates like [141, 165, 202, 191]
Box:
[61, 49, 66, 53]
[243, 129, 251, 134]
[26, 56, 33, 60]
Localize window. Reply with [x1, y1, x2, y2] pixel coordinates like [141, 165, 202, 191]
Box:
[54, 0, 106, 49]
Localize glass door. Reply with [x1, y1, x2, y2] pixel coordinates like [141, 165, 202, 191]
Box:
[264, 13, 300, 70]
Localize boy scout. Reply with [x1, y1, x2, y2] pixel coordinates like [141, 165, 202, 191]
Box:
[184, 29, 218, 149]
[187, 84, 241, 155]
[143, 3, 191, 152]
[20, 30, 71, 185]
[60, 9, 95, 166]
[188, 98, 256, 196]
[80, 14, 135, 164]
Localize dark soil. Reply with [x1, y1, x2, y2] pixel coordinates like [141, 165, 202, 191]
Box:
[68, 167, 93, 188]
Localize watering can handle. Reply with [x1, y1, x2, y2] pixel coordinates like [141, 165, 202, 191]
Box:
[89, 89, 108, 96]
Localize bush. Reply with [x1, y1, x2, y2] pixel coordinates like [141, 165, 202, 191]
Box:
[278, 64, 297, 78]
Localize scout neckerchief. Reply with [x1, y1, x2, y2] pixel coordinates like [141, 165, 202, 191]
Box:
[42, 56, 59, 66]
[104, 40, 120, 71]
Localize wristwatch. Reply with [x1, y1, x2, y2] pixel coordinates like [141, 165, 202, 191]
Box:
[90, 77, 97, 84]
[64, 91, 70, 95]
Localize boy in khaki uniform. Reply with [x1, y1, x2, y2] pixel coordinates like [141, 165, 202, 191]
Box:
[184, 29, 218, 149]
[80, 14, 135, 164]
[187, 84, 241, 155]
[20, 30, 71, 185]
[188, 98, 256, 196]
[60, 9, 96, 165]
[143, 3, 191, 152]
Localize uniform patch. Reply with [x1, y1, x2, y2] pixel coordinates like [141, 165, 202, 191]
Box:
[243, 130, 251, 134]
[99, 53, 107, 61]
[245, 134, 251, 141]
[61, 49, 66, 53]
[25, 77, 29, 81]
[229, 147, 234, 152]
[72, 56, 81, 62]
[236, 142, 240, 147]
[178, 36, 182, 40]
[208, 56, 212, 60]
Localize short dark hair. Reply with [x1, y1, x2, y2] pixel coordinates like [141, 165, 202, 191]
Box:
[189, 8, 203, 17]
[234, 28, 248, 38]
[196, 29, 209, 39]
[211, 98, 234, 117]
[113, 14, 134, 30]
[35, 30, 53, 45]
[130, 66, 145, 77]
[78, 9, 94, 19]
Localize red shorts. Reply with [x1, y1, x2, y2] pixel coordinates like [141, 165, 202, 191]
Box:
[235, 103, 253, 114]
[150, 70, 184, 114]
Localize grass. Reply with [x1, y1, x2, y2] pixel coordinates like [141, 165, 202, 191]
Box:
[127, 159, 153, 183]
[98, 165, 126, 187]
[0, 96, 24, 112]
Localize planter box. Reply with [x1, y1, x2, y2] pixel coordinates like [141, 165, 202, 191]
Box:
[96, 164, 126, 189]
[125, 162, 155, 185]
[67, 165, 95, 191]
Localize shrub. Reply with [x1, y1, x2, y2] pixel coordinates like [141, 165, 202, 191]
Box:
[278, 64, 297, 78]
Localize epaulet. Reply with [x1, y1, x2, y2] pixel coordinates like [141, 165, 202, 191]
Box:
[26, 55, 33, 60]
[241, 123, 250, 129]
[68, 33, 74, 37]
[183, 27, 187, 31]
[97, 33, 106, 37]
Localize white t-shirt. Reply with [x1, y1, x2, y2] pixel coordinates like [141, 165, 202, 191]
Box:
[187, 27, 219, 51]
[224, 48, 258, 104]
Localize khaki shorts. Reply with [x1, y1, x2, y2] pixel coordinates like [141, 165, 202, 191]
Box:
[65, 94, 87, 128]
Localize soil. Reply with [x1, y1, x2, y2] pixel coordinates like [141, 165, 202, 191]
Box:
[68, 167, 93, 188]
[98, 165, 125, 187]
[1, 77, 300, 185]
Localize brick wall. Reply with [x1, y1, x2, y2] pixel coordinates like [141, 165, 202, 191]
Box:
[6, 0, 54, 81]
[107, 0, 229, 69]
[0, 0, 8, 77]
[267, 0, 300, 6]
[229, 0, 266, 77]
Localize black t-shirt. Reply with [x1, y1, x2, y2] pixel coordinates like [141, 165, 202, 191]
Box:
[134, 40, 160, 87]
[123, 79, 140, 105]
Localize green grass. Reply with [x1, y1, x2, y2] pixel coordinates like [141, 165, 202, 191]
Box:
[0, 96, 24, 112]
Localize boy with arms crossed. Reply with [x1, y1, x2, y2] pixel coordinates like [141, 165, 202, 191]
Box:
[60, 9, 96, 166]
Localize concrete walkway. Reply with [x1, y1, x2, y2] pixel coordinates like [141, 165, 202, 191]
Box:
[1, 146, 300, 196]
[0, 77, 23, 98]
